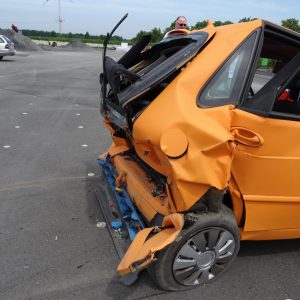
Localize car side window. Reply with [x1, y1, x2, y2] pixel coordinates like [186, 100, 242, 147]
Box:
[0, 37, 5, 43]
[197, 33, 257, 107]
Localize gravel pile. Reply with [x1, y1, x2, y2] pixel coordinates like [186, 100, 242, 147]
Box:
[0, 29, 42, 51]
[62, 39, 94, 50]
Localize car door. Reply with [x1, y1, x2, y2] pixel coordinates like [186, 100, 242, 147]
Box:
[231, 52, 300, 232]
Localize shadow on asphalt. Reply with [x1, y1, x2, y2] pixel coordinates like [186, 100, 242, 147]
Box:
[104, 271, 167, 300]
[84, 175, 103, 226]
[0, 58, 17, 62]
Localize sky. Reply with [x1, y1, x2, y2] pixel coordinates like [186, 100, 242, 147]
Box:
[1, 0, 300, 38]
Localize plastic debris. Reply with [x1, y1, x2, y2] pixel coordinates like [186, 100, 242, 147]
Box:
[96, 221, 106, 228]
[112, 220, 123, 230]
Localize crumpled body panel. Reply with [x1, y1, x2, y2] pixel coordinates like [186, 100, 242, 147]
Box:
[117, 213, 184, 275]
[133, 96, 235, 211]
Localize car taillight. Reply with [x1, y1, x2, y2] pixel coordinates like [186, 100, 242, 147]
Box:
[5, 44, 9, 49]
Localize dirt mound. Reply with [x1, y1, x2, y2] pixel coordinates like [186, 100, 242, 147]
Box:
[62, 39, 93, 50]
[0, 29, 42, 51]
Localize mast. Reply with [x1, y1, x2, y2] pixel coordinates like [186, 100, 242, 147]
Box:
[58, 0, 62, 34]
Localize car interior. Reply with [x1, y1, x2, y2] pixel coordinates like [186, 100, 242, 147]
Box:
[249, 30, 300, 116]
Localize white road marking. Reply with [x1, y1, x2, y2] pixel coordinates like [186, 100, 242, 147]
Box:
[78, 126, 84, 129]
[3, 145, 11, 149]
[81, 144, 88, 147]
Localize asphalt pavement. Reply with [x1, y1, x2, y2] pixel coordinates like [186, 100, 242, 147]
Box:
[0, 50, 299, 300]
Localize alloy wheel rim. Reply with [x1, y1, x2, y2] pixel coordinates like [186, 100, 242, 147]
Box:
[172, 227, 235, 286]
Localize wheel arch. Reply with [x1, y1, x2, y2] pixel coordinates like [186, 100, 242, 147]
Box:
[186, 184, 245, 227]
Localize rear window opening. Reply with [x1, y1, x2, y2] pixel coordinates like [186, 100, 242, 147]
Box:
[102, 32, 209, 127]
[127, 70, 180, 122]
[109, 41, 191, 119]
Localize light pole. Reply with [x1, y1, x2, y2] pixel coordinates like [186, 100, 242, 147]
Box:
[58, 0, 63, 35]
[43, 0, 64, 35]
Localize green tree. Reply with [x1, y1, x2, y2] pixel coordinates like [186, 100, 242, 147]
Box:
[163, 21, 176, 35]
[112, 35, 123, 42]
[191, 20, 208, 30]
[223, 21, 233, 25]
[84, 31, 90, 39]
[238, 17, 257, 23]
[132, 30, 149, 44]
[213, 20, 223, 27]
[213, 20, 233, 27]
[282, 18, 300, 32]
[150, 27, 163, 43]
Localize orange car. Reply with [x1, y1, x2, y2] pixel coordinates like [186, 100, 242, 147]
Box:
[98, 16, 300, 291]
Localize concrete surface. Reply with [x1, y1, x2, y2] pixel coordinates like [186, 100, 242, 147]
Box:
[0, 50, 299, 300]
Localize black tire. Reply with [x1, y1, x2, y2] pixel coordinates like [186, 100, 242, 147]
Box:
[148, 205, 240, 291]
[0, 56, 3, 61]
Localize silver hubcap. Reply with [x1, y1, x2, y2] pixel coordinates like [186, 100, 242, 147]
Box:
[172, 227, 235, 286]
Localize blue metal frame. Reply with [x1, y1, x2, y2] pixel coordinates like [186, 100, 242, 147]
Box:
[98, 156, 145, 240]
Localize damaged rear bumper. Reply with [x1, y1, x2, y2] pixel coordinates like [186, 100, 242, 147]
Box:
[97, 153, 184, 282]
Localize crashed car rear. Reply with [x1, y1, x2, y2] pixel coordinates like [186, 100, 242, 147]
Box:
[98, 16, 300, 291]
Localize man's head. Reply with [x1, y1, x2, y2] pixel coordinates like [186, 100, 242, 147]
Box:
[175, 16, 187, 29]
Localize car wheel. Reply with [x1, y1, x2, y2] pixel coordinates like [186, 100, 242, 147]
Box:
[148, 205, 240, 291]
[0, 56, 3, 60]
